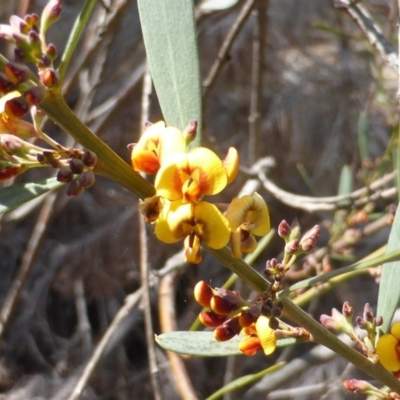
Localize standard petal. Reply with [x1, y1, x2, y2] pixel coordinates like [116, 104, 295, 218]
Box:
[186, 147, 227, 196]
[376, 333, 400, 372]
[158, 126, 186, 165]
[193, 202, 231, 249]
[255, 316, 277, 356]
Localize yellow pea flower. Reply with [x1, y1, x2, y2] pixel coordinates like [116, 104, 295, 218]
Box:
[239, 316, 277, 356]
[130, 121, 186, 175]
[376, 321, 400, 372]
[225, 192, 270, 258]
[154, 199, 231, 263]
[155, 147, 229, 203]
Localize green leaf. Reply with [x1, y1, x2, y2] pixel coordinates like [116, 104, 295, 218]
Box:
[205, 363, 285, 400]
[0, 177, 63, 214]
[337, 164, 353, 207]
[155, 331, 299, 357]
[377, 202, 400, 334]
[138, 0, 202, 147]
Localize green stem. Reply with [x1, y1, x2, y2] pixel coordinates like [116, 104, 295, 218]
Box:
[40, 93, 155, 199]
[57, 0, 97, 85]
[205, 246, 269, 293]
[280, 296, 400, 393]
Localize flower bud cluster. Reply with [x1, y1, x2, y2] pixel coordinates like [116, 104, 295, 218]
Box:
[194, 281, 279, 356]
[0, 1, 62, 90]
[55, 150, 97, 197]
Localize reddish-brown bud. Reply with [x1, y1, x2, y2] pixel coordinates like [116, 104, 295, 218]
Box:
[78, 171, 95, 188]
[40, 0, 62, 34]
[342, 301, 353, 318]
[4, 96, 29, 118]
[363, 303, 374, 322]
[183, 120, 197, 143]
[24, 14, 39, 31]
[278, 219, 291, 239]
[69, 158, 84, 174]
[213, 318, 241, 342]
[210, 296, 238, 315]
[56, 166, 73, 183]
[66, 179, 84, 197]
[0, 73, 15, 93]
[299, 225, 320, 253]
[24, 87, 45, 106]
[40, 68, 59, 87]
[284, 239, 299, 255]
[82, 149, 98, 168]
[239, 305, 260, 328]
[199, 311, 227, 328]
[46, 43, 58, 61]
[194, 281, 213, 308]
[4, 62, 29, 85]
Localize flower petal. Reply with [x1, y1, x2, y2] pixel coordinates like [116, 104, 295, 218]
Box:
[376, 333, 400, 372]
[155, 153, 190, 200]
[193, 202, 231, 249]
[154, 200, 193, 243]
[391, 321, 400, 341]
[223, 147, 239, 184]
[225, 192, 270, 236]
[255, 316, 277, 356]
[187, 147, 227, 196]
[158, 126, 186, 165]
[238, 336, 261, 356]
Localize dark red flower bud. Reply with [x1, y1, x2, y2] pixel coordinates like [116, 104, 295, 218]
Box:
[82, 150, 98, 168]
[210, 296, 238, 315]
[4, 62, 29, 85]
[24, 87, 45, 106]
[194, 281, 213, 308]
[66, 179, 84, 197]
[56, 166, 73, 182]
[69, 158, 85, 174]
[4, 96, 29, 118]
[0, 73, 15, 93]
[299, 225, 320, 253]
[79, 171, 95, 188]
[199, 311, 227, 328]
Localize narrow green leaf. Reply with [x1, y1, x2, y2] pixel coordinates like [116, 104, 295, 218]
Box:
[155, 331, 298, 357]
[286, 248, 400, 293]
[137, 0, 202, 147]
[358, 111, 370, 163]
[0, 177, 63, 214]
[337, 164, 353, 207]
[205, 363, 285, 400]
[377, 202, 400, 333]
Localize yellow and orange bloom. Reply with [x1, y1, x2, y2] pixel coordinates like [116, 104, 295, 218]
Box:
[376, 321, 400, 372]
[225, 192, 271, 258]
[130, 121, 186, 175]
[155, 147, 231, 203]
[154, 199, 231, 263]
[239, 316, 277, 356]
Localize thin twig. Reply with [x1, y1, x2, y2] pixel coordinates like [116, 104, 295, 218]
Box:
[66, 253, 186, 400]
[333, 0, 398, 71]
[73, 279, 92, 357]
[159, 271, 198, 400]
[0, 192, 57, 340]
[252, 158, 397, 212]
[139, 65, 162, 400]
[202, 0, 256, 98]
[248, 0, 268, 165]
